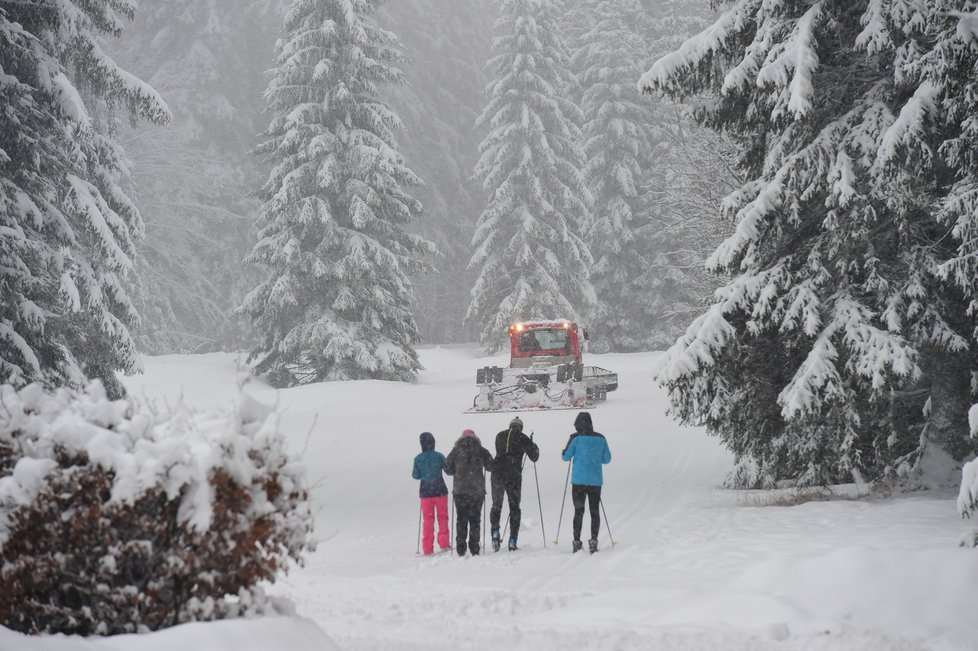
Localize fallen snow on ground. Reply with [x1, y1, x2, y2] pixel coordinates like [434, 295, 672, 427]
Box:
[7, 346, 978, 650]
[0, 616, 335, 651]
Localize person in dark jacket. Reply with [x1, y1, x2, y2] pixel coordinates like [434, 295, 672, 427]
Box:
[444, 429, 494, 556]
[561, 411, 611, 553]
[489, 416, 539, 551]
[412, 431, 451, 555]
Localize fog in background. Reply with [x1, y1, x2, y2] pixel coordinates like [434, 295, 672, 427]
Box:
[111, 0, 731, 354]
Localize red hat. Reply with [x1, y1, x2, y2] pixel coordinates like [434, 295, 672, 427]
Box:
[461, 428, 476, 438]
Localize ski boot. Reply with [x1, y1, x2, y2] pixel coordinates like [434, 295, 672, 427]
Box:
[508, 537, 518, 551]
[572, 539, 583, 553]
[588, 538, 598, 554]
[491, 528, 501, 552]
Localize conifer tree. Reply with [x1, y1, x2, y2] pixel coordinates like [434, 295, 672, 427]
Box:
[642, 0, 978, 487]
[468, 0, 593, 349]
[112, 0, 276, 355]
[572, 0, 676, 351]
[568, 0, 727, 352]
[0, 2, 169, 397]
[241, 0, 437, 387]
[378, 0, 494, 344]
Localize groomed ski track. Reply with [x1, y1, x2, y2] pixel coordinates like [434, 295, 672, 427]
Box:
[125, 347, 978, 651]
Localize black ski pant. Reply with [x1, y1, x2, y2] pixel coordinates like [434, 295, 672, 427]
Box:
[454, 493, 484, 555]
[489, 472, 522, 541]
[572, 484, 601, 542]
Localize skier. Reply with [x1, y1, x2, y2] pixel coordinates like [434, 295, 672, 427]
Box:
[444, 429, 494, 556]
[561, 411, 611, 553]
[490, 416, 539, 551]
[412, 431, 452, 555]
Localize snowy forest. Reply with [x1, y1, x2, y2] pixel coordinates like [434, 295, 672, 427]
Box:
[1, 0, 730, 379]
[4, 0, 978, 648]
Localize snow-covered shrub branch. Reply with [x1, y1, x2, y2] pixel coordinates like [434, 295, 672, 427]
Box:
[0, 382, 313, 635]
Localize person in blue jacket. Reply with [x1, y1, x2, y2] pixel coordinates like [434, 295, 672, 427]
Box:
[412, 431, 452, 554]
[561, 411, 611, 553]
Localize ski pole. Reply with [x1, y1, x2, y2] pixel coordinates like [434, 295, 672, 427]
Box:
[599, 497, 616, 547]
[531, 431, 546, 548]
[534, 459, 546, 548]
[553, 462, 571, 544]
[501, 500, 508, 542]
[483, 471, 487, 553]
[450, 494, 455, 556]
[416, 502, 422, 555]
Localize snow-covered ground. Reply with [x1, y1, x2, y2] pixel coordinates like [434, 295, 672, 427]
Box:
[7, 347, 978, 650]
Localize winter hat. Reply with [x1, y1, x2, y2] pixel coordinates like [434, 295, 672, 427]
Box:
[574, 411, 593, 433]
[420, 431, 435, 452]
[509, 416, 523, 430]
[461, 428, 476, 438]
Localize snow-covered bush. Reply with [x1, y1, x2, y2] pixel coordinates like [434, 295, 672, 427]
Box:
[0, 382, 314, 635]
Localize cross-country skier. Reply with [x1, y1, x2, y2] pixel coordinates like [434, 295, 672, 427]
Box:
[412, 431, 451, 555]
[490, 416, 539, 551]
[444, 429, 494, 556]
[561, 412, 611, 553]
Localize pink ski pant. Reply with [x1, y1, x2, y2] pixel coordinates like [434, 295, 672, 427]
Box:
[421, 495, 449, 554]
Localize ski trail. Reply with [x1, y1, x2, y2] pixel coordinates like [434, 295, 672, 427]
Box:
[124, 349, 978, 651]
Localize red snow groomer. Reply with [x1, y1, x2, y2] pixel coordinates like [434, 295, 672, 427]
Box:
[469, 320, 618, 412]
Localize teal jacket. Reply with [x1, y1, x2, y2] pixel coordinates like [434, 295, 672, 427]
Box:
[413, 432, 450, 498]
[561, 431, 611, 486]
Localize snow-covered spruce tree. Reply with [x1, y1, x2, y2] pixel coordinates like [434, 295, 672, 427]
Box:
[0, 14, 62, 389]
[241, 0, 437, 387]
[637, 0, 737, 350]
[941, 9, 978, 435]
[378, 0, 494, 344]
[572, 0, 690, 352]
[629, 108, 736, 353]
[641, 1, 978, 487]
[111, 0, 276, 355]
[949, 9, 978, 528]
[0, 3, 169, 398]
[468, 0, 593, 349]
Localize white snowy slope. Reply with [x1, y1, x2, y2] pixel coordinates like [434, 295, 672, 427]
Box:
[8, 346, 978, 651]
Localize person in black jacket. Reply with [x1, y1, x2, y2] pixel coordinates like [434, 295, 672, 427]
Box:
[489, 416, 539, 551]
[444, 429, 494, 556]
